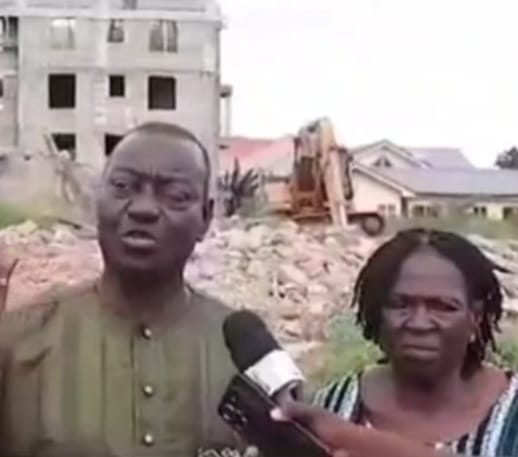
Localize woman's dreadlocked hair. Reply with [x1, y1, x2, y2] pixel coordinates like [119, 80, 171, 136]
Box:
[353, 227, 503, 377]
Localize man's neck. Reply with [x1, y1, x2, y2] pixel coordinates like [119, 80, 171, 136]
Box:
[99, 268, 190, 326]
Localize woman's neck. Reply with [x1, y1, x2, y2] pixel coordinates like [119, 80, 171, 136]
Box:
[391, 368, 469, 413]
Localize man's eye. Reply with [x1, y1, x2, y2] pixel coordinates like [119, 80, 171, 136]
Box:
[110, 179, 133, 195]
[162, 187, 193, 204]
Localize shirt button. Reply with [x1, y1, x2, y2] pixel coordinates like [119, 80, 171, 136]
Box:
[142, 384, 155, 397]
[141, 326, 152, 339]
[142, 432, 154, 446]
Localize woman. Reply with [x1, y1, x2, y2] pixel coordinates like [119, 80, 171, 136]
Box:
[313, 228, 518, 456]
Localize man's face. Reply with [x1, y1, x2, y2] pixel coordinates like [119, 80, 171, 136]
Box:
[96, 131, 212, 276]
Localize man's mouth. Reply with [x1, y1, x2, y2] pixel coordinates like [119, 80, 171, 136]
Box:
[121, 230, 157, 250]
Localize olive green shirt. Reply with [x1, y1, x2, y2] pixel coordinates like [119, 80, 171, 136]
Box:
[0, 283, 239, 457]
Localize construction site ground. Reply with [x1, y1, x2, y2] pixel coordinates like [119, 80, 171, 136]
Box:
[3, 216, 518, 380]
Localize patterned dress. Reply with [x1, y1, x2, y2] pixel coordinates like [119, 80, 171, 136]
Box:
[313, 370, 518, 457]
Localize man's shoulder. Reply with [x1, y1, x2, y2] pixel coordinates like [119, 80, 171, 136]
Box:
[0, 279, 99, 346]
[189, 286, 234, 322]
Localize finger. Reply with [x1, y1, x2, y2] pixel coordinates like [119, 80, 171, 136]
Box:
[271, 401, 329, 428]
[272, 402, 433, 457]
[333, 450, 349, 457]
[0, 257, 17, 313]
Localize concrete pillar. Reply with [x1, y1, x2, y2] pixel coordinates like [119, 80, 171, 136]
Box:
[220, 84, 232, 137]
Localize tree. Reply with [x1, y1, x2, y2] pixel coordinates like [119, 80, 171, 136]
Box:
[495, 146, 518, 169]
[218, 159, 261, 217]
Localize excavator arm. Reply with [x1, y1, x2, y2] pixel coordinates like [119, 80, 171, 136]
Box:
[289, 118, 384, 236]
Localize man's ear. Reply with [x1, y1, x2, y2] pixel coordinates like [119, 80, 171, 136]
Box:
[197, 198, 214, 242]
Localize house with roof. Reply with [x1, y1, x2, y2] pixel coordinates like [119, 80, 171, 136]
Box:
[220, 136, 518, 221]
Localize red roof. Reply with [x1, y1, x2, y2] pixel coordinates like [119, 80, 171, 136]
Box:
[220, 136, 294, 174]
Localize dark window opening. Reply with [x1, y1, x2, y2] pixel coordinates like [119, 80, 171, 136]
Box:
[473, 206, 487, 217]
[52, 133, 76, 160]
[149, 20, 178, 53]
[148, 76, 176, 110]
[50, 17, 75, 49]
[0, 79, 4, 98]
[105, 134, 122, 157]
[0, 17, 18, 50]
[122, 0, 138, 8]
[503, 207, 518, 220]
[373, 156, 392, 167]
[107, 19, 124, 43]
[412, 205, 439, 218]
[48, 74, 76, 108]
[109, 75, 125, 97]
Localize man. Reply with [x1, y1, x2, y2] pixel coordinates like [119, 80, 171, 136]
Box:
[0, 122, 240, 456]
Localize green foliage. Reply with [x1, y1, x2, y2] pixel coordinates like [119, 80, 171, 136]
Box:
[495, 146, 518, 169]
[219, 159, 261, 217]
[397, 216, 518, 240]
[0, 202, 31, 228]
[0, 197, 77, 230]
[311, 314, 518, 387]
[489, 327, 518, 371]
[309, 314, 381, 386]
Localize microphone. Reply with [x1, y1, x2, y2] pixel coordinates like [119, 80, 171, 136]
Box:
[222, 310, 305, 400]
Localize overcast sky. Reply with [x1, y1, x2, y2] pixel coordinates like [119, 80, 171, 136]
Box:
[219, 0, 518, 167]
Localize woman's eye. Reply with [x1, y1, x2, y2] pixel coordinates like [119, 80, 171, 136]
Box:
[387, 298, 408, 309]
[429, 299, 458, 312]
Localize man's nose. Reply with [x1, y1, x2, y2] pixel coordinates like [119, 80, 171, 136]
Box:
[127, 184, 160, 222]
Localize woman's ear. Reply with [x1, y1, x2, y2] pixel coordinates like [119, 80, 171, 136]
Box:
[469, 301, 483, 340]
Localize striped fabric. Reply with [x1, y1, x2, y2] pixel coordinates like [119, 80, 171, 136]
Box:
[313, 371, 518, 456]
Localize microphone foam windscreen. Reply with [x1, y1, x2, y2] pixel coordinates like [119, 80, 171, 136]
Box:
[222, 310, 280, 371]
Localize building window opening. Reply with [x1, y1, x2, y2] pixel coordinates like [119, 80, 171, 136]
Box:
[149, 20, 178, 53]
[473, 206, 487, 217]
[107, 19, 124, 43]
[105, 134, 123, 157]
[50, 17, 76, 49]
[0, 17, 18, 50]
[49, 74, 76, 109]
[109, 75, 125, 97]
[52, 133, 77, 160]
[148, 76, 176, 110]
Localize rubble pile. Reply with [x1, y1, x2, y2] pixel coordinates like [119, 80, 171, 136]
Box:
[2, 218, 518, 349]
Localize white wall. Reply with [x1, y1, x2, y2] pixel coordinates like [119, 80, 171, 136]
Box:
[351, 170, 403, 216]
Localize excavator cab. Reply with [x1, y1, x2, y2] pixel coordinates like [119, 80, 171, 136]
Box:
[288, 119, 384, 236]
[289, 136, 327, 219]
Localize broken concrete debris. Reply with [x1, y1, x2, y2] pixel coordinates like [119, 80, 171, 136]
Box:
[2, 218, 518, 350]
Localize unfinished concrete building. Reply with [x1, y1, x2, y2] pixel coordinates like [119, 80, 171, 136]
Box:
[0, 0, 224, 184]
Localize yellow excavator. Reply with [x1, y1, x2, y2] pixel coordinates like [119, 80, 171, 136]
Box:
[285, 118, 384, 236]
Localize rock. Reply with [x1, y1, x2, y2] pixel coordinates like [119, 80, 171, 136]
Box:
[277, 264, 309, 288]
[2, 217, 518, 347]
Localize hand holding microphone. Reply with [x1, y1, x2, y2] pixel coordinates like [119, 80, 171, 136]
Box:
[219, 310, 330, 457]
[219, 310, 451, 457]
[271, 402, 453, 457]
[222, 309, 305, 403]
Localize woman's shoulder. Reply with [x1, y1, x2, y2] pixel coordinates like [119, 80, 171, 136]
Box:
[493, 370, 518, 417]
[479, 371, 518, 456]
[312, 370, 366, 417]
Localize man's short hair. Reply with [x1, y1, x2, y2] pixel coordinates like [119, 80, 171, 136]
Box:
[106, 121, 212, 195]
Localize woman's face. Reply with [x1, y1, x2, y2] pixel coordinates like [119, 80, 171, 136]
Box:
[380, 246, 476, 380]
